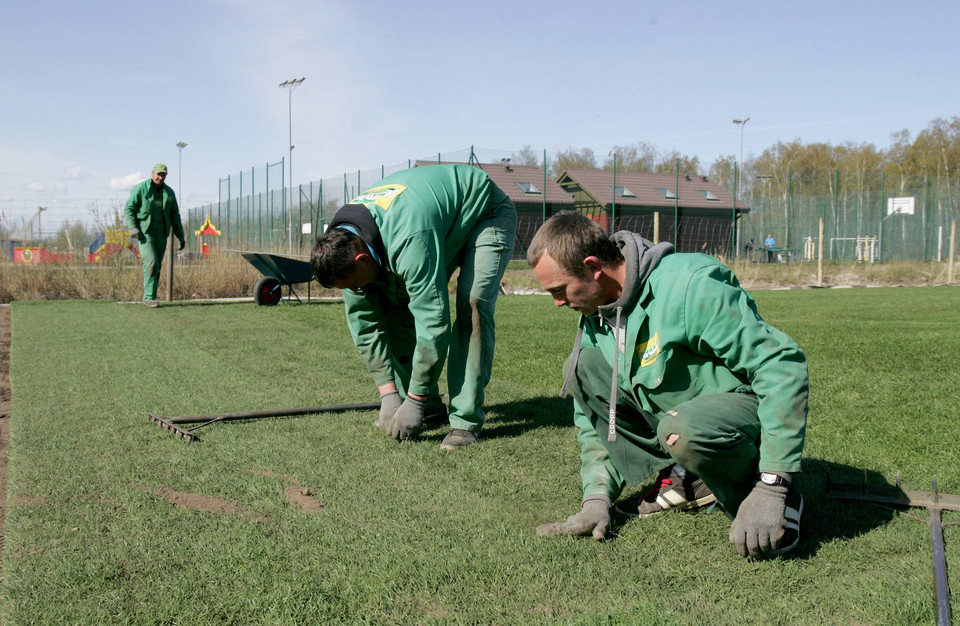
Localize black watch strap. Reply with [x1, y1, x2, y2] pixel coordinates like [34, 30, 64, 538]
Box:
[759, 472, 790, 487]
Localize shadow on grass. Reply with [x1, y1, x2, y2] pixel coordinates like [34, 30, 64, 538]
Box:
[602, 458, 910, 559]
[418, 395, 575, 443]
[786, 458, 903, 559]
[414, 401, 912, 560]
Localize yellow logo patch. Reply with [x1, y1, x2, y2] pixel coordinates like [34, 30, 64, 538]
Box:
[352, 184, 407, 211]
[638, 332, 660, 367]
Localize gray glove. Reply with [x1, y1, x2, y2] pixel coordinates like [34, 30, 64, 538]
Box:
[729, 479, 788, 557]
[129, 227, 140, 240]
[375, 391, 402, 433]
[389, 396, 425, 441]
[536, 496, 611, 541]
[177, 239, 185, 251]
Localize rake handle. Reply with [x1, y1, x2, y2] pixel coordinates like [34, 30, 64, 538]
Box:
[162, 402, 381, 424]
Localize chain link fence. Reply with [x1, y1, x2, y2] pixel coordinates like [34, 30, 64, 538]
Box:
[183, 147, 959, 263]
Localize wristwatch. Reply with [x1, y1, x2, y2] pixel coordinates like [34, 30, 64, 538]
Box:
[759, 472, 790, 486]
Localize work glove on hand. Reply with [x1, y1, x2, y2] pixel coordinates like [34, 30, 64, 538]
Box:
[389, 395, 425, 441]
[729, 479, 788, 557]
[375, 391, 402, 433]
[536, 496, 611, 541]
[178, 239, 185, 251]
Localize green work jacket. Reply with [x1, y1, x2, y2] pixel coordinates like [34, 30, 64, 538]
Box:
[123, 179, 185, 242]
[576, 252, 809, 501]
[337, 164, 513, 397]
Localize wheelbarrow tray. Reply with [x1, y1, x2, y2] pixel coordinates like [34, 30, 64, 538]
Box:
[241, 252, 314, 285]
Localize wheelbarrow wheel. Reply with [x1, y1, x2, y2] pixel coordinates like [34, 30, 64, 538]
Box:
[254, 276, 282, 306]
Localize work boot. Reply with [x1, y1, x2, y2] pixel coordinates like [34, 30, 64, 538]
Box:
[615, 464, 716, 518]
[439, 428, 478, 451]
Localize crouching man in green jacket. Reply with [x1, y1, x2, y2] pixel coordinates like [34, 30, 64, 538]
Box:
[311, 164, 517, 451]
[124, 163, 185, 307]
[528, 212, 808, 557]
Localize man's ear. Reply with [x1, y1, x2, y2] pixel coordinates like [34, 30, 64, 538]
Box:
[582, 256, 603, 279]
[354, 251, 372, 266]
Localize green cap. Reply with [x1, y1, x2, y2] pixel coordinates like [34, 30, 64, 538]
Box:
[152, 163, 168, 174]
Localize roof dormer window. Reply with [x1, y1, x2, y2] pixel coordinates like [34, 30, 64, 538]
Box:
[516, 182, 541, 194]
[655, 188, 677, 199]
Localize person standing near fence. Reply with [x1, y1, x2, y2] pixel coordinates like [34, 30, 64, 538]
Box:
[527, 212, 808, 558]
[310, 164, 517, 450]
[764, 233, 776, 263]
[124, 164, 185, 307]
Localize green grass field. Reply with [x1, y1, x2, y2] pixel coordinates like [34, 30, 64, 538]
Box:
[5, 287, 959, 624]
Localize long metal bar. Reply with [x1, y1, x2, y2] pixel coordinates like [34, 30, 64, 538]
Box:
[931, 507, 951, 626]
[161, 402, 381, 424]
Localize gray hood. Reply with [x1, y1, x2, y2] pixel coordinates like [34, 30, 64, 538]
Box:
[596, 231, 674, 326]
[559, 231, 674, 445]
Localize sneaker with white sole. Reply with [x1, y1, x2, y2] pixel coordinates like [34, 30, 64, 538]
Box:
[772, 482, 803, 555]
[615, 465, 716, 518]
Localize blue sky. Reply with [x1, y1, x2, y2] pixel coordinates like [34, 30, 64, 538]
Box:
[2, 0, 958, 235]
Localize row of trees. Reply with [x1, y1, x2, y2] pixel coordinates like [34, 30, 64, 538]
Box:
[511, 115, 960, 204]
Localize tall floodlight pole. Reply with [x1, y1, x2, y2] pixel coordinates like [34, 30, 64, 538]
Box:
[166, 141, 187, 302]
[279, 77, 305, 254]
[732, 117, 750, 200]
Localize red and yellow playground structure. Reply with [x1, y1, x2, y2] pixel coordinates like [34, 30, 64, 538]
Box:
[86, 229, 140, 263]
[11, 217, 222, 264]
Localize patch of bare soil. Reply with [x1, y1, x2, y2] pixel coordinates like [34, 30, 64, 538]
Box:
[253, 469, 324, 513]
[0, 306, 10, 584]
[135, 484, 269, 523]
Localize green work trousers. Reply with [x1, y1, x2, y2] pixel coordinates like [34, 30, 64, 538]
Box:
[445, 206, 516, 431]
[380, 206, 516, 432]
[568, 346, 762, 517]
[138, 229, 168, 301]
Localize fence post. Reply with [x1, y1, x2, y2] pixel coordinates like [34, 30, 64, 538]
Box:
[817, 217, 824, 287]
[949, 220, 956, 285]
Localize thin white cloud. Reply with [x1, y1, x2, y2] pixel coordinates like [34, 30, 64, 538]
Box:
[28, 182, 45, 192]
[110, 172, 143, 191]
[64, 166, 85, 180]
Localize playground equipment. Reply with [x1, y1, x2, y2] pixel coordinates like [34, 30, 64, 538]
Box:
[242, 251, 316, 305]
[194, 215, 221, 259]
[88, 229, 139, 263]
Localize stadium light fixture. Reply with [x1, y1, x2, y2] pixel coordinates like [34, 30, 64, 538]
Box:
[176, 142, 187, 204]
[279, 77, 306, 254]
[732, 117, 750, 198]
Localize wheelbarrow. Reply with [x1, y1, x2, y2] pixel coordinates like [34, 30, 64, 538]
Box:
[241, 252, 316, 306]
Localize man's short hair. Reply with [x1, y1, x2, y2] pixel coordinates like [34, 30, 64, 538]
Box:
[310, 227, 365, 288]
[526, 212, 623, 277]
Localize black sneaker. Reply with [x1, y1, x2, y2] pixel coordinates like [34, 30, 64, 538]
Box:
[773, 482, 803, 554]
[615, 465, 716, 518]
[439, 429, 478, 451]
